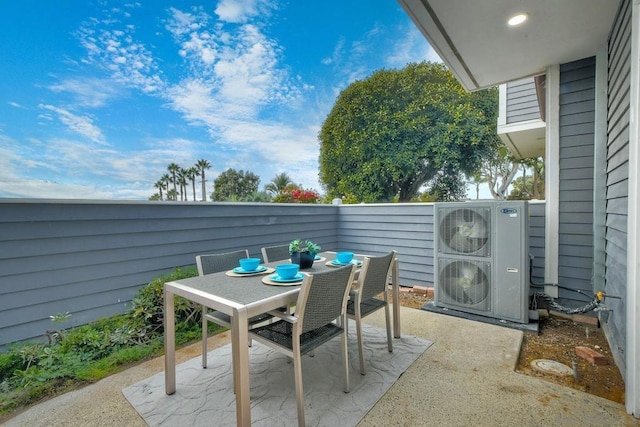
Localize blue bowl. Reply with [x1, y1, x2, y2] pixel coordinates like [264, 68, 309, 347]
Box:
[239, 258, 261, 271]
[336, 251, 354, 263]
[275, 263, 299, 280]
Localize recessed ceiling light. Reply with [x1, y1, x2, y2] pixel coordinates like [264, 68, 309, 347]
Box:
[508, 13, 528, 26]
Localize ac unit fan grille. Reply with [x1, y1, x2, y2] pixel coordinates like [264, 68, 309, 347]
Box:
[438, 260, 490, 306]
[438, 208, 490, 256]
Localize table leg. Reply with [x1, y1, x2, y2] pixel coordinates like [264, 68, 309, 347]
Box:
[392, 258, 401, 338]
[164, 288, 176, 394]
[232, 308, 251, 426]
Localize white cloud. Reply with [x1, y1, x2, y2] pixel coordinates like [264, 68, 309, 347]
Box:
[77, 12, 165, 94]
[166, 7, 303, 122]
[321, 38, 344, 66]
[8, 101, 25, 109]
[214, 0, 275, 23]
[48, 78, 122, 108]
[38, 104, 106, 145]
[385, 24, 442, 68]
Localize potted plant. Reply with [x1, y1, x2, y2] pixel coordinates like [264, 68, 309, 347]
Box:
[289, 239, 321, 269]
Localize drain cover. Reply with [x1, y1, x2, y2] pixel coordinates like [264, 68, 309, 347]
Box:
[530, 359, 573, 376]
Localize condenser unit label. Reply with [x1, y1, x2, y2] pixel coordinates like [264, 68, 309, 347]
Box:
[500, 208, 518, 217]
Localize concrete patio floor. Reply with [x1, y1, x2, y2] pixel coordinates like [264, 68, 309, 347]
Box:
[4, 307, 639, 426]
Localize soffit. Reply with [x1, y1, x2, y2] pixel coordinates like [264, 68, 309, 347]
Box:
[398, 0, 618, 91]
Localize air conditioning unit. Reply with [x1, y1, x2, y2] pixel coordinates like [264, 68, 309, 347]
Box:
[434, 201, 530, 323]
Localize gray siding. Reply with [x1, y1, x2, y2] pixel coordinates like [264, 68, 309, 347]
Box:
[558, 57, 596, 304]
[506, 78, 541, 123]
[605, 0, 631, 371]
[0, 200, 548, 349]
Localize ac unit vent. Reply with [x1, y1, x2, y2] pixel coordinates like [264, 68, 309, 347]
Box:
[438, 207, 490, 257]
[438, 258, 491, 311]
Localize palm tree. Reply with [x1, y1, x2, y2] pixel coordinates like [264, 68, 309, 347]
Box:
[187, 167, 198, 201]
[196, 159, 211, 202]
[167, 163, 180, 201]
[468, 172, 487, 200]
[153, 180, 166, 200]
[265, 172, 293, 195]
[160, 174, 171, 199]
[166, 188, 178, 202]
[177, 168, 188, 201]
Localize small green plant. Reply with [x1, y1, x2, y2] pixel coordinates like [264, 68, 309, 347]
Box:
[289, 239, 321, 255]
[45, 311, 72, 344]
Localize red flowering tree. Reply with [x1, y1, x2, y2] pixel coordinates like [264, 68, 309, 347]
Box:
[290, 188, 320, 203]
[272, 185, 320, 203]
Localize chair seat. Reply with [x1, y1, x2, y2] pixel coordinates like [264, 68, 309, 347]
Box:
[206, 310, 275, 327]
[251, 320, 344, 355]
[347, 296, 386, 317]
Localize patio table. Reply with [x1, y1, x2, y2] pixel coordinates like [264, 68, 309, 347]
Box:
[164, 251, 401, 427]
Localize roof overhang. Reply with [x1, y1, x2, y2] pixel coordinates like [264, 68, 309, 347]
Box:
[498, 120, 546, 159]
[398, 0, 618, 91]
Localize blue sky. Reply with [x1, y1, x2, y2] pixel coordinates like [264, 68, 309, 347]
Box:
[0, 0, 439, 200]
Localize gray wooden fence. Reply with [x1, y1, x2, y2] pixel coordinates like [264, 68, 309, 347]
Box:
[0, 199, 546, 349]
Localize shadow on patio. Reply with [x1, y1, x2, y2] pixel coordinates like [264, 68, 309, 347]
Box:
[4, 307, 636, 426]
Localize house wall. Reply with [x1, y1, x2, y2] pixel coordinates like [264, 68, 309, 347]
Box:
[0, 200, 547, 349]
[557, 57, 596, 304]
[506, 77, 541, 124]
[605, 0, 631, 372]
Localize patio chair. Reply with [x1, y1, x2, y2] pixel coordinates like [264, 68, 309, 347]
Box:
[196, 250, 274, 368]
[261, 244, 291, 263]
[347, 250, 396, 375]
[249, 264, 356, 427]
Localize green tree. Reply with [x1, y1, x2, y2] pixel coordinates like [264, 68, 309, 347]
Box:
[212, 168, 260, 201]
[195, 159, 211, 202]
[242, 191, 272, 202]
[319, 62, 500, 202]
[265, 172, 294, 195]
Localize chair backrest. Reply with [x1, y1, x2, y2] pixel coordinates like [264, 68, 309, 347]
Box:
[357, 251, 397, 300]
[196, 249, 250, 276]
[261, 244, 290, 263]
[296, 265, 356, 333]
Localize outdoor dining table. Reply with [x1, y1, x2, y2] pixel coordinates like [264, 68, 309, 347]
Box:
[163, 251, 401, 427]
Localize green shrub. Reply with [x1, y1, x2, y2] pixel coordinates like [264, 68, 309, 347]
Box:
[0, 266, 206, 417]
[130, 267, 200, 331]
